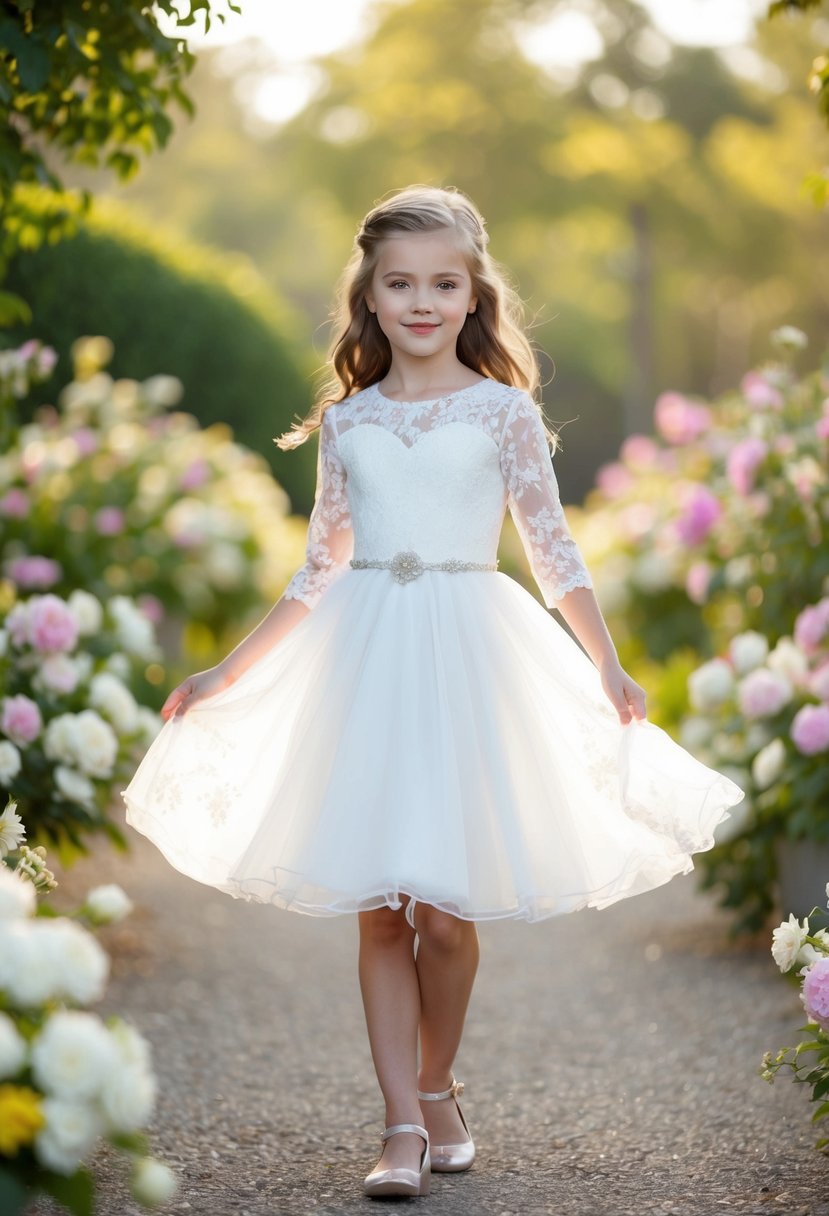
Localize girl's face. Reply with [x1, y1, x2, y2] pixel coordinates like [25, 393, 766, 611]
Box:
[364, 229, 477, 361]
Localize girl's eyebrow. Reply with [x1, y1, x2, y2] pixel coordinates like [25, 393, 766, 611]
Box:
[381, 270, 466, 279]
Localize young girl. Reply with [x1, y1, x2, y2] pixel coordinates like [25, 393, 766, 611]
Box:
[121, 184, 745, 1199]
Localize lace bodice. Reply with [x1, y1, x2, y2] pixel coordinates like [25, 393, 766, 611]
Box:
[282, 377, 594, 611]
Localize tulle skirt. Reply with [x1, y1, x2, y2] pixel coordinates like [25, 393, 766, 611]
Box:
[120, 567, 745, 922]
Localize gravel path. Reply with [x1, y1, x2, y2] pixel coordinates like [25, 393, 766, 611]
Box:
[25, 816, 829, 1216]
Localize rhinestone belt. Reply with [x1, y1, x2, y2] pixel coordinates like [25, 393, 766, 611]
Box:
[350, 549, 499, 585]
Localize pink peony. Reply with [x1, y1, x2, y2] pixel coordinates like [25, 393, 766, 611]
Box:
[179, 459, 210, 490]
[809, 660, 829, 702]
[72, 428, 99, 457]
[1, 694, 43, 747]
[654, 392, 712, 445]
[794, 600, 829, 654]
[27, 595, 79, 654]
[675, 486, 722, 546]
[686, 560, 713, 605]
[791, 703, 829, 755]
[136, 594, 164, 625]
[737, 668, 793, 718]
[817, 415, 829, 440]
[596, 462, 634, 498]
[726, 437, 768, 497]
[0, 488, 30, 518]
[5, 556, 62, 590]
[802, 957, 829, 1031]
[740, 371, 784, 411]
[94, 506, 125, 536]
[620, 435, 660, 469]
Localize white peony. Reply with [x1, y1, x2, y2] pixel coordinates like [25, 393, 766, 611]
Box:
[48, 918, 110, 1004]
[89, 671, 138, 734]
[729, 630, 770, 675]
[0, 921, 60, 1005]
[751, 738, 786, 790]
[797, 929, 829, 969]
[31, 1009, 116, 1100]
[0, 1009, 29, 1078]
[771, 913, 809, 972]
[0, 739, 22, 784]
[0, 797, 26, 857]
[85, 883, 133, 923]
[0, 864, 36, 919]
[43, 714, 81, 766]
[34, 1096, 107, 1176]
[107, 596, 158, 660]
[108, 1016, 152, 1072]
[103, 651, 131, 680]
[66, 589, 103, 636]
[688, 658, 735, 712]
[71, 710, 119, 779]
[54, 764, 97, 809]
[767, 636, 809, 684]
[72, 652, 94, 683]
[99, 1061, 157, 1133]
[132, 1157, 179, 1206]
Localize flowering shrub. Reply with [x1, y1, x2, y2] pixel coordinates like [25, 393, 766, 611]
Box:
[0, 335, 308, 652]
[0, 796, 177, 1212]
[762, 887, 829, 1153]
[0, 581, 164, 856]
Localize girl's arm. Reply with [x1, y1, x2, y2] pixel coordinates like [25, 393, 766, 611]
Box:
[161, 410, 353, 720]
[500, 392, 646, 724]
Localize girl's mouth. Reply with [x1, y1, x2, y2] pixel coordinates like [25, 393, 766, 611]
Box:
[406, 324, 439, 334]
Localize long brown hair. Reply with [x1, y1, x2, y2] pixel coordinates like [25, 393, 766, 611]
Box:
[274, 184, 559, 452]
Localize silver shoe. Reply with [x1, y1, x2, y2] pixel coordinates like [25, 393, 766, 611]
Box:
[363, 1122, 431, 1197]
[417, 1078, 475, 1172]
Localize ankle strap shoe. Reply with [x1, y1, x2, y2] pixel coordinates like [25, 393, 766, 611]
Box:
[417, 1078, 475, 1172]
[363, 1122, 431, 1197]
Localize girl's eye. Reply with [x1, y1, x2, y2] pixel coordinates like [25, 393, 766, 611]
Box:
[387, 281, 458, 290]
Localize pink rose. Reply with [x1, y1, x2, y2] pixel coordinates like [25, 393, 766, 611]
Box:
[675, 486, 722, 546]
[94, 506, 125, 536]
[794, 600, 829, 654]
[5, 556, 62, 590]
[596, 462, 634, 498]
[740, 371, 784, 411]
[726, 437, 768, 497]
[72, 428, 99, 457]
[654, 393, 712, 445]
[179, 459, 210, 490]
[737, 668, 793, 718]
[809, 661, 829, 702]
[1, 694, 42, 746]
[620, 435, 660, 469]
[27, 595, 79, 654]
[791, 703, 829, 755]
[136, 594, 164, 625]
[0, 488, 29, 518]
[802, 957, 829, 1032]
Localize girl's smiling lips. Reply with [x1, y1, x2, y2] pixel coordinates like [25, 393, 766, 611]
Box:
[405, 323, 440, 333]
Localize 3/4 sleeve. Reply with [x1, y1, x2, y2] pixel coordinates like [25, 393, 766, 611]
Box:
[282, 408, 354, 610]
[499, 390, 594, 608]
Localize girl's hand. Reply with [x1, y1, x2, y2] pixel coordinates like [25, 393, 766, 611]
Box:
[599, 659, 648, 726]
[160, 665, 234, 723]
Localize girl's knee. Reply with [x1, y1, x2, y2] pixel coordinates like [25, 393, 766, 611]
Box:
[416, 907, 473, 953]
[358, 905, 411, 948]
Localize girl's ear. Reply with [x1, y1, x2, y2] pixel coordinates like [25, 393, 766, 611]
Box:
[364, 292, 376, 314]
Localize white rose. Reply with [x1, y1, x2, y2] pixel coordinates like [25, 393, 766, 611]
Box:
[724, 556, 754, 587]
[767, 636, 809, 684]
[0, 865, 36, 920]
[34, 1096, 107, 1176]
[0, 921, 56, 1006]
[54, 765, 97, 809]
[751, 738, 786, 790]
[99, 1061, 157, 1133]
[0, 1009, 29, 1078]
[33, 653, 80, 696]
[107, 596, 158, 660]
[688, 658, 735, 712]
[729, 630, 770, 675]
[797, 929, 829, 968]
[142, 373, 184, 409]
[108, 1017, 152, 1072]
[132, 1157, 179, 1206]
[103, 652, 131, 680]
[31, 1009, 116, 1101]
[771, 913, 808, 972]
[72, 652, 94, 683]
[85, 883, 133, 923]
[43, 714, 81, 766]
[71, 710, 118, 779]
[67, 589, 103, 636]
[48, 918, 110, 1005]
[0, 739, 22, 784]
[89, 671, 138, 734]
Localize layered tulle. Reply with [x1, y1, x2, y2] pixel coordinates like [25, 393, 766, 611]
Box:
[121, 567, 744, 922]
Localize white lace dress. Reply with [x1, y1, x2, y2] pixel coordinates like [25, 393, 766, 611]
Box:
[121, 378, 745, 921]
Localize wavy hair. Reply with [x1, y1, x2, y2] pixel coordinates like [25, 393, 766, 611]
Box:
[274, 184, 559, 452]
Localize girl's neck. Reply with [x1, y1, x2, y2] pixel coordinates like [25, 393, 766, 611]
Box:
[378, 358, 485, 403]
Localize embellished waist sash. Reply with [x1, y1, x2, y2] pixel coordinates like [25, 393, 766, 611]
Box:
[350, 549, 499, 585]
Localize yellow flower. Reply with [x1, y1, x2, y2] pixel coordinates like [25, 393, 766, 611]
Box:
[0, 1084, 46, 1155]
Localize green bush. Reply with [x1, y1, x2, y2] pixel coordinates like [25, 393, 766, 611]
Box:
[3, 190, 318, 513]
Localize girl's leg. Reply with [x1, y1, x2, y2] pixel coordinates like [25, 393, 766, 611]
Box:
[411, 904, 480, 1145]
[357, 905, 425, 1172]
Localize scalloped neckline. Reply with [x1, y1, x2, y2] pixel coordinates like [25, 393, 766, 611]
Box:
[369, 377, 493, 407]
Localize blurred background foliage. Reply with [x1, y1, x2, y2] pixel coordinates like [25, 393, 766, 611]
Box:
[8, 0, 826, 512]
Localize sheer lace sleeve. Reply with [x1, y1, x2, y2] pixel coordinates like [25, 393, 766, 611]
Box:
[282, 407, 353, 610]
[500, 391, 594, 608]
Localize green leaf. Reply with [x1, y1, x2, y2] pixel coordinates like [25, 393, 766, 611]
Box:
[37, 1165, 95, 1216]
[0, 1168, 31, 1216]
